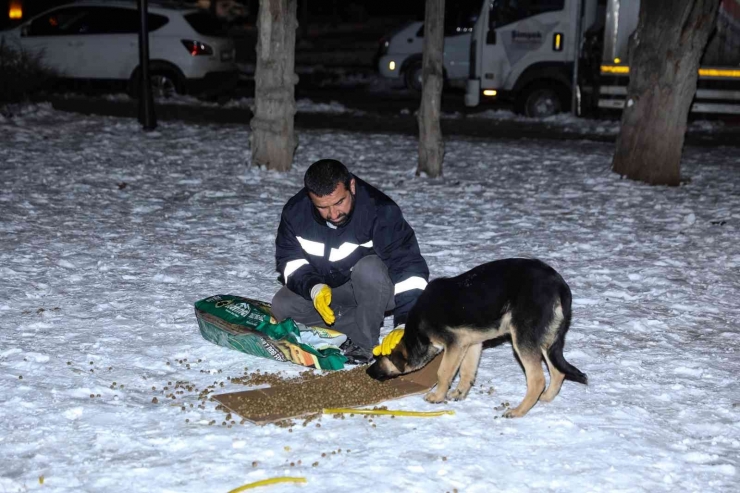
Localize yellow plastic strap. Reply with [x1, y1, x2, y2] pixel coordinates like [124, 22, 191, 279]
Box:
[227, 477, 307, 493]
[323, 408, 454, 417]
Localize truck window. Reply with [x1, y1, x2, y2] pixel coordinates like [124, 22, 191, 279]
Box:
[489, 0, 565, 29]
[416, 0, 482, 37]
[446, 0, 481, 35]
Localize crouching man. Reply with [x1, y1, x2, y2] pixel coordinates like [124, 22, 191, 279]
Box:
[271, 159, 429, 364]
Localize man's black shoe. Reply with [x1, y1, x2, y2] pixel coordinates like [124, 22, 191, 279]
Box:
[339, 339, 373, 365]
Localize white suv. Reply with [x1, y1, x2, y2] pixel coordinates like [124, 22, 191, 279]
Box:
[0, 0, 237, 97]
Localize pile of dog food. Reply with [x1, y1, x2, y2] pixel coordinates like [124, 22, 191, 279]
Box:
[223, 365, 412, 422]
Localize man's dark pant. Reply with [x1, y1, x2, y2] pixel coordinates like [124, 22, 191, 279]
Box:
[271, 255, 395, 350]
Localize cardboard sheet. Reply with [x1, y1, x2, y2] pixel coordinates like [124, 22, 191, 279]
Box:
[213, 354, 442, 424]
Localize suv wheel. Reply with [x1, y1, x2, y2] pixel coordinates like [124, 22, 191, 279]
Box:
[150, 72, 179, 98]
[128, 66, 184, 99]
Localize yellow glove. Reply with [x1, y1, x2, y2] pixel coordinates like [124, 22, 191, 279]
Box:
[311, 284, 335, 325]
[372, 327, 404, 357]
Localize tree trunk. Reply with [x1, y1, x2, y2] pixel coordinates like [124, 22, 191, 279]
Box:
[250, 0, 298, 172]
[416, 0, 445, 178]
[612, 0, 720, 186]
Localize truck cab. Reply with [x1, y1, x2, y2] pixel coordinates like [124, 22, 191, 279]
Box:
[466, 0, 599, 117]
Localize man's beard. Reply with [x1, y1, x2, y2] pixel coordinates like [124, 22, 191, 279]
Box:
[328, 191, 355, 227]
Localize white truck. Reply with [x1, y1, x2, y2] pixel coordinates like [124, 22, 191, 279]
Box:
[465, 0, 740, 117]
[376, 0, 481, 91]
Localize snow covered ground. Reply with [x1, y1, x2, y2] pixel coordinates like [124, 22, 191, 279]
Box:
[1, 105, 739, 493]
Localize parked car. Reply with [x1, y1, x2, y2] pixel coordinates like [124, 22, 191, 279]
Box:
[0, 0, 238, 98]
[376, 0, 480, 91]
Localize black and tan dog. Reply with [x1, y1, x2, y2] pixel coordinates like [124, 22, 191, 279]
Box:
[367, 258, 587, 417]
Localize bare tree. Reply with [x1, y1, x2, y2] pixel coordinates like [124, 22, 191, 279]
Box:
[416, 0, 445, 178]
[612, 0, 720, 186]
[250, 0, 298, 171]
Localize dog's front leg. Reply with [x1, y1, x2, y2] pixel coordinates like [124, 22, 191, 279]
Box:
[425, 345, 466, 403]
[448, 343, 482, 400]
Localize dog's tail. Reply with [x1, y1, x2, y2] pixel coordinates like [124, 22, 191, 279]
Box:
[548, 285, 588, 385]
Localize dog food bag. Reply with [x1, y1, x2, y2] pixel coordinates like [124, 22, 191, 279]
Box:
[194, 294, 347, 370]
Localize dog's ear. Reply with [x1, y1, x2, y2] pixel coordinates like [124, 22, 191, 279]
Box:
[387, 340, 408, 373]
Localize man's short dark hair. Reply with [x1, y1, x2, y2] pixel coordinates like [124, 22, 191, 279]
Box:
[304, 159, 352, 196]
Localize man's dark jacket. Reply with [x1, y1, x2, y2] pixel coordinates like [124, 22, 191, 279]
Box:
[275, 177, 428, 326]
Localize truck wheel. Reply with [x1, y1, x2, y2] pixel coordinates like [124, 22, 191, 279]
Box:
[520, 85, 564, 118]
[404, 60, 423, 92]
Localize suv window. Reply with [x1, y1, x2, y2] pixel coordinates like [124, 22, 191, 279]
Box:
[490, 0, 565, 29]
[78, 7, 169, 34]
[26, 7, 90, 36]
[184, 11, 227, 36]
[75, 7, 140, 34]
[26, 6, 168, 36]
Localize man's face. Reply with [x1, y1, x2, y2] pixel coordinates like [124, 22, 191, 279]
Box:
[309, 178, 356, 227]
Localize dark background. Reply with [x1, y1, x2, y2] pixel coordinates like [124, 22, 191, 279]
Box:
[0, 0, 430, 30]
